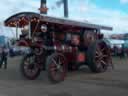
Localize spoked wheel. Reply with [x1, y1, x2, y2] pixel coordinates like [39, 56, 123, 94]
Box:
[46, 53, 67, 83]
[87, 41, 111, 73]
[20, 54, 41, 80]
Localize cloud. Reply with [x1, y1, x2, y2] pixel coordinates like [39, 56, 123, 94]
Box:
[0, 0, 128, 37]
[0, 0, 40, 21]
[120, 0, 128, 4]
[0, 0, 40, 37]
[68, 1, 128, 34]
[93, 10, 128, 34]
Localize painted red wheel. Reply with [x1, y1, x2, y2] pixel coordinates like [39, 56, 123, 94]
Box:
[46, 53, 67, 83]
[87, 41, 111, 73]
[20, 54, 41, 80]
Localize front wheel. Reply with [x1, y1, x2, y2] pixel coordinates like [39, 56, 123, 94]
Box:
[20, 54, 41, 80]
[46, 53, 67, 83]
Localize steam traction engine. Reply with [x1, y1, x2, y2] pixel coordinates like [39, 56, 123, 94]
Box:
[4, 12, 112, 83]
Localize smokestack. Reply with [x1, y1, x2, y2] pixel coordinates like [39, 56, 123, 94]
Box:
[63, 0, 68, 18]
[40, 0, 47, 14]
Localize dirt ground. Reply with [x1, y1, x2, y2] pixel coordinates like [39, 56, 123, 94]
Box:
[0, 57, 127, 96]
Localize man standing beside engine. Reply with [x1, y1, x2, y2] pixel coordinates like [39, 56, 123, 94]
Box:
[0, 45, 8, 69]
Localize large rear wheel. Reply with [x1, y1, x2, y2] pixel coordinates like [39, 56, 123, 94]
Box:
[87, 41, 111, 73]
[46, 53, 67, 83]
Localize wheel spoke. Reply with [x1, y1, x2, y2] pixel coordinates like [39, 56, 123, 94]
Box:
[58, 57, 62, 65]
[24, 56, 38, 72]
[102, 54, 108, 58]
[58, 65, 64, 72]
[96, 51, 99, 55]
[95, 44, 107, 68]
[101, 48, 105, 52]
[95, 55, 100, 58]
[52, 58, 58, 66]
[100, 60, 106, 65]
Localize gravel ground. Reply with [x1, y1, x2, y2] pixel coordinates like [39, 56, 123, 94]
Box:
[0, 57, 127, 96]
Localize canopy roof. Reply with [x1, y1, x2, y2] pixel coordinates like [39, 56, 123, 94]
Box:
[4, 12, 112, 31]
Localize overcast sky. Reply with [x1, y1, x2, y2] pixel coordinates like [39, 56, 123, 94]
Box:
[0, 0, 128, 37]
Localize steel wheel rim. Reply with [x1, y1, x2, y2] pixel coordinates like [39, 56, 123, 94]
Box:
[95, 43, 108, 70]
[49, 54, 66, 81]
[23, 56, 38, 76]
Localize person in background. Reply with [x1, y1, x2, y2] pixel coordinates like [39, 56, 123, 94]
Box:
[0, 45, 8, 69]
[120, 44, 125, 58]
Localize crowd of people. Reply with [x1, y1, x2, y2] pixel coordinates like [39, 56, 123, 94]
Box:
[112, 44, 128, 58]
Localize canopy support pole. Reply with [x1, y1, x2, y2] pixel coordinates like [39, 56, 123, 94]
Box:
[28, 21, 31, 39]
[16, 23, 18, 40]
